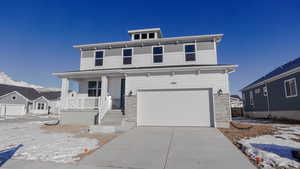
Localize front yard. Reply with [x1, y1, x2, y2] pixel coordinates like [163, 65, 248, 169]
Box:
[220, 118, 300, 169]
[0, 118, 120, 164]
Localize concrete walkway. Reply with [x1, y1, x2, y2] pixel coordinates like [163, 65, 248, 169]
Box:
[80, 127, 256, 169]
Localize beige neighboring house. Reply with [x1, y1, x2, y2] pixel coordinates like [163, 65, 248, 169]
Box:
[54, 28, 237, 128]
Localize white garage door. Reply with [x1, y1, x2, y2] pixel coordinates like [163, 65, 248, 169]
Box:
[0, 104, 26, 116]
[137, 89, 213, 126]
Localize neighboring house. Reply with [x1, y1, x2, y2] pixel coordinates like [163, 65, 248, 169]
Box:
[53, 28, 237, 128]
[0, 84, 60, 116]
[230, 95, 243, 108]
[241, 57, 300, 121]
[39, 91, 61, 114]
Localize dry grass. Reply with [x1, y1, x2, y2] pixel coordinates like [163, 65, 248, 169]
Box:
[40, 124, 121, 160]
[219, 122, 277, 146]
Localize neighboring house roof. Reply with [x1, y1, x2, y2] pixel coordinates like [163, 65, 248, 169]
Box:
[0, 84, 42, 100]
[39, 91, 61, 100]
[242, 57, 300, 91]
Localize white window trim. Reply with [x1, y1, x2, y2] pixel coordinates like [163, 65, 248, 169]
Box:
[152, 45, 164, 64]
[37, 102, 45, 110]
[249, 91, 254, 105]
[122, 48, 134, 65]
[94, 50, 105, 67]
[263, 86, 268, 96]
[88, 81, 102, 97]
[184, 43, 197, 62]
[284, 78, 298, 98]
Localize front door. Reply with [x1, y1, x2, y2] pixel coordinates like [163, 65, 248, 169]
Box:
[120, 78, 125, 114]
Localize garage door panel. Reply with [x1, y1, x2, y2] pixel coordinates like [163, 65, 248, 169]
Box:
[137, 89, 213, 127]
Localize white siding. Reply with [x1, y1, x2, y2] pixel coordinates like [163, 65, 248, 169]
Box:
[80, 42, 217, 70]
[126, 72, 228, 95]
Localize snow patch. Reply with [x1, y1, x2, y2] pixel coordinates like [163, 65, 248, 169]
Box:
[239, 126, 300, 169]
[0, 122, 99, 163]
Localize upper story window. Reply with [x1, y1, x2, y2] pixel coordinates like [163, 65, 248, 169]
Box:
[284, 78, 297, 98]
[153, 46, 163, 63]
[95, 51, 104, 66]
[88, 81, 101, 97]
[249, 91, 254, 105]
[123, 48, 132, 65]
[184, 44, 196, 61]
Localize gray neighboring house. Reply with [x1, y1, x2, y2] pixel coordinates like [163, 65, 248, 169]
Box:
[0, 84, 60, 115]
[241, 57, 300, 121]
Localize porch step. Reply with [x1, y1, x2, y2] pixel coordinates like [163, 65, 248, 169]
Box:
[101, 109, 124, 126]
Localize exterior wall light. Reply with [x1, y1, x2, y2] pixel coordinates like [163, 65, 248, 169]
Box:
[217, 89, 223, 96]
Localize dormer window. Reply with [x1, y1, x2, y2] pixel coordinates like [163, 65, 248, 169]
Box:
[141, 33, 147, 39]
[149, 33, 155, 39]
[134, 34, 140, 40]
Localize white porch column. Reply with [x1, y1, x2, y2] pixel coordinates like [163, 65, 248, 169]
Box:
[101, 76, 108, 97]
[61, 78, 69, 109]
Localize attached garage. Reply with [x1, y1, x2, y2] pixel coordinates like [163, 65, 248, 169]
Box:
[137, 89, 214, 127]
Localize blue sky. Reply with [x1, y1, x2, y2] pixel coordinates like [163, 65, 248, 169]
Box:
[0, 0, 299, 94]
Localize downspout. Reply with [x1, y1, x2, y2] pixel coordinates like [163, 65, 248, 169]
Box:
[265, 82, 271, 117]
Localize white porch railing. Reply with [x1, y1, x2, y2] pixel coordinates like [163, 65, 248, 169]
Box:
[66, 97, 100, 109]
[98, 96, 112, 121]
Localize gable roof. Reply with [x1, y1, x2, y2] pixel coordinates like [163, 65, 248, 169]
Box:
[0, 84, 42, 100]
[242, 57, 300, 91]
[39, 91, 61, 100]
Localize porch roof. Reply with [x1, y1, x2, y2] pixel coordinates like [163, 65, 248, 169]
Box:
[53, 64, 238, 79]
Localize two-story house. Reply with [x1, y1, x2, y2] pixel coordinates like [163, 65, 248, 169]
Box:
[53, 28, 237, 128]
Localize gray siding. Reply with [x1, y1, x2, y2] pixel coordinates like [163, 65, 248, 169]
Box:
[81, 41, 213, 57]
[0, 92, 29, 105]
[81, 50, 94, 58]
[134, 46, 151, 55]
[197, 42, 214, 50]
[33, 97, 49, 109]
[164, 44, 183, 53]
[244, 71, 300, 112]
[105, 48, 122, 56]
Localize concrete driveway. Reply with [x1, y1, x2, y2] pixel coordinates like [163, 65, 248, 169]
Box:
[80, 127, 255, 169]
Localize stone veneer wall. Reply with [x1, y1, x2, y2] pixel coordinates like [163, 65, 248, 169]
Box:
[213, 94, 231, 128]
[124, 96, 137, 124]
[124, 94, 231, 128]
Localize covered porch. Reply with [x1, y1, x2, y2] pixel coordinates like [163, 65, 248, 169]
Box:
[55, 71, 126, 125]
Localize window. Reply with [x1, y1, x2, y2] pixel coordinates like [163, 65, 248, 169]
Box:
[37, 103, 45, 110]
[249, 91, 254, 105]
[134, 34, 140, 40]
[88, 81, 101, 97]
[184, 44, 196, 61]
[263, 86, 268, 96]
[153, 46, 163, 63]
[95, 51, 104, 66]
[149, 33, 155, 39]
[284, 78, 297, 98]
[123, 48, 132, 65]
[11, 96, 16, 100]
[141, 33, 147, 39]
[255, 88, 261, 94]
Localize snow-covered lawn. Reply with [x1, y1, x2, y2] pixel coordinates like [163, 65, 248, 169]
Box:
[0, 121, 99, 163]
[231, 118, 300, 169]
